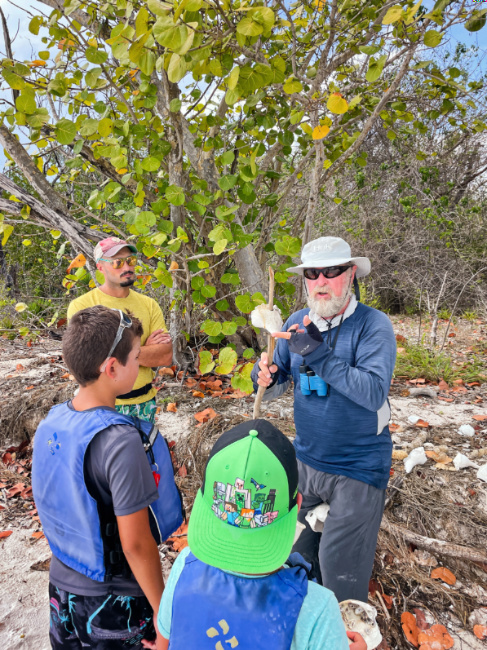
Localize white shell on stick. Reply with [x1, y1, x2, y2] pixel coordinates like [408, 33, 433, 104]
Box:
[340, 600, 382, 649]
[453, 453, 479, 470]
[404, 446, 428, 473]
[250, 304, 283, 334]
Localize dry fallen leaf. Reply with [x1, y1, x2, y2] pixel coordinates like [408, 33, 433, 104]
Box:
[166, 403, 177, 413]
[158, 367, 175, 377]
[401, 611, 419, 647]
[473, 625, 487, 640]
[438, 380, 449, 390]
[392, 450, 408, 460]
[389, 422, 401, 432]
[425, 451, 452, 464]
[431, 567, 456, 585]
[415, 419, 430, 428]
[472, 415, 487, 421]
[16, 363, 24, 371]
[192, 391, 205, 398]
[168, 261, 179, 271]
[418, 624, 454, 649]
[0, 531, 13, 539]
[31, 531, 45, 540]
[194, 408, 218, 424]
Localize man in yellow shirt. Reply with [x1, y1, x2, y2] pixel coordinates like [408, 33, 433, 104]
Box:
[67, 237, 172, 423]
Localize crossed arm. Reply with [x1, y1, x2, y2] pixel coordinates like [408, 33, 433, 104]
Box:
[138, 330, 173, 368]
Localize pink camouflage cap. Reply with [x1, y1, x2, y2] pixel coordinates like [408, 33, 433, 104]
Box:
[94, 237, 137, 262]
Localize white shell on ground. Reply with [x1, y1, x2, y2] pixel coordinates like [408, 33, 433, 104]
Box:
[404, 446, 427, 473]
[453, 453, 479, 470]
[339, 599, 382, 649]
[408, 415, 421, 424]
[458, 424, 475, 437]
[305, 503, 330, 533]
[250, 304, 283, 334]
[477, 464, 487, 482]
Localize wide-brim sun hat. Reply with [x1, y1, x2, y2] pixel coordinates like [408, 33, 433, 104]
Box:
[287, 236, 371, 278]
[188, 419, 299, 575]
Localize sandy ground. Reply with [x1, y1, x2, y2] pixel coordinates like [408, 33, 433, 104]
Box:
[1, 315, 486, 649]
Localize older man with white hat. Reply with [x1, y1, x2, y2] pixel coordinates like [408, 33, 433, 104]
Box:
[251, 236, 396, 603]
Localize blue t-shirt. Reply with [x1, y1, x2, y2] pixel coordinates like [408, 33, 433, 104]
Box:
[158, 547, 350, 650]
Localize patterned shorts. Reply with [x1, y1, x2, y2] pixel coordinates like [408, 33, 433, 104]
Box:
[116, 398, 157, 424]
[49, 582, 156, 649]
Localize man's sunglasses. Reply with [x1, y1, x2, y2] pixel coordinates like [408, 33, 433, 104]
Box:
[100, 309, 133, 372]
[99, 255, 137, 269]
[303, 266, 352, 280]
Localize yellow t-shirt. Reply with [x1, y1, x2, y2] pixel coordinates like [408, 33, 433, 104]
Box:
[67, 288, 167, 405]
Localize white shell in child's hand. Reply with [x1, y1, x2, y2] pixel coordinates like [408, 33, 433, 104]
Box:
[453, 453, 479, 470]
[339, 600, 382, 649]
[305, 503, 330, 533]
[404, 447, 427, 473]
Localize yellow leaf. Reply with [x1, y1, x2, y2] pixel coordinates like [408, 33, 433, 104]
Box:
[327, 92, 348, 114]
[67, 253, 86, 272]
[312, 125, 330, 140]
[117, 168, 128, 174]
[382, 4, 403, 24]
[29, 60, 47, 67]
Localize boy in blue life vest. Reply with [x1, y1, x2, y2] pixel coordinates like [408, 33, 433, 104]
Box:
[32, 305, 183, 649]
[154, 419, 366, 650]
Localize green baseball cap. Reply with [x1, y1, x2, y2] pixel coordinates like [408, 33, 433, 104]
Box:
[188, 419, 299, 574]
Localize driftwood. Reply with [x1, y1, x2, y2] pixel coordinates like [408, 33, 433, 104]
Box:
[381, 517, 487, 564]
[253, 268, 275, 419]
[408, 387, 439, 401]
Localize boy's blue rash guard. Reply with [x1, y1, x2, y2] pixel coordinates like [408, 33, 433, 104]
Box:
[251, 303, 396, 490]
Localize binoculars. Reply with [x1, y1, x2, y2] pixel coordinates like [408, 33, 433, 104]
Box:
[299, 364, 329, 397]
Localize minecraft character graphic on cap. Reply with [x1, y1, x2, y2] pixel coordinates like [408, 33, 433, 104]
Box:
[222, 502, 240, 526]
[214, 476, 279, 528]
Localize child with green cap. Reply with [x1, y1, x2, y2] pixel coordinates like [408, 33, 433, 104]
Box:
[153, 419, 366, 649]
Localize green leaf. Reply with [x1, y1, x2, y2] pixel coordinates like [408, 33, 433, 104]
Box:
[225, 88, 240, 105]
[382, 5, 403, 24]
[235, 293, 254, 313]
[165, 184, 185, 206]
[147, 0, 173, 16]
[139, 50, 156, 76]
[26, 108, 49, 128]
[359, 45, 381, 55]
[55, 118, 77, 145]
[231, 363, 254, 393]
[218, 175, 238, 191]
[98, 118, 113, 137]
[222, 321, 237, 335]
[216, 299, 229, 311]
[167, 53, 187, 83]
[16, 93, 36, 114]
[135, 211, 156, 234]
[283, 77, 303, 95]
[213, 239, 228, 255]
[243, 347, 255, 359]
[2, 69, 25, 90]
[86, 47, 108, 64]
[198, 350, 215, 375]
[423, 30, 443, 47]
[227, 67, 240, 90]
[169, 98, 182, 112]
[29, 16, 42, 35]
[221, 150, 235, 166]
[85, 67, 103, 88]
[465, 9, 486, 32]
[141, 156, 161, 172]
[202, 320, 222, 336]
[215, 347, 238, 375]
[236, 17, 263, 37]
[221, 272, 240, 285]
[201, 285, 216, 298]
[191, 275, 204, 290]
[274, 235, 301, 257]
[366, 55, 387, 83]
[79, 118, 99, 137]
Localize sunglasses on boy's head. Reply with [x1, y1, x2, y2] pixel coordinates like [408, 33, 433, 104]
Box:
[303, 265, 352, 280]
[98, 255, 137, 269]
[100, 309, 133, 372]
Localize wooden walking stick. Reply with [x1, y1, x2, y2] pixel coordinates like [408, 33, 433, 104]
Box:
[253, 267, 275, 419]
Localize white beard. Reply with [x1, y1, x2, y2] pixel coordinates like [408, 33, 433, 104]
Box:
[307, 284, 353, 319]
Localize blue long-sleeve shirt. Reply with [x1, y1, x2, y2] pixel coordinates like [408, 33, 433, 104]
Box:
[251, 303, 396, 489]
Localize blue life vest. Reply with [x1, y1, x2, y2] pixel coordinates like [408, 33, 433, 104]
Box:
[32, 401, 183, 582]
[169, 552, 309, 649]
